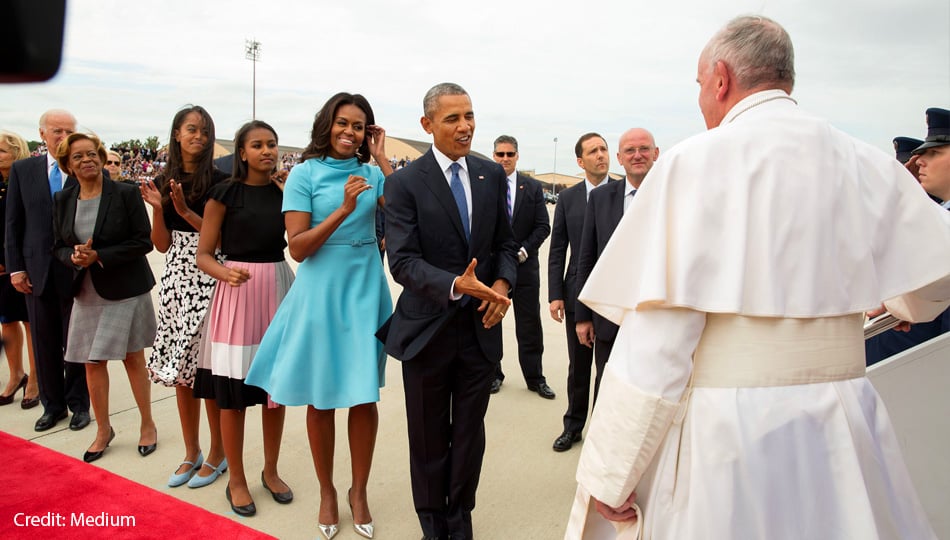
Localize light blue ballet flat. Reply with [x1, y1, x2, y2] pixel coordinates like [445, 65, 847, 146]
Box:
[187, 457, 228, 488]
[168, 451, 204, 487]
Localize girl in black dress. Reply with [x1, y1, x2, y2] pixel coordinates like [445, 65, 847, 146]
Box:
[195, 120, 293, 516]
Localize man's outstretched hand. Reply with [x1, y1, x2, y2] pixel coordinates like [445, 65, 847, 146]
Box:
[455, 259, 511, 328]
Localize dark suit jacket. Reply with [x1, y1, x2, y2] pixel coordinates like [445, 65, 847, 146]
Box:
[0, 173, 9, 268]
[52, 179, 155, 300]
[509, 173, 550, 285]
[547, 181, 592, 312]
[5, 154, 78, 296]
[380, 149, 519, 362]
[214, 154, 236, 178]
[576, 179, 629, 342]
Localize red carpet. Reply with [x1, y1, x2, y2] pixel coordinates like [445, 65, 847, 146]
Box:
[0, 431, 274, 539]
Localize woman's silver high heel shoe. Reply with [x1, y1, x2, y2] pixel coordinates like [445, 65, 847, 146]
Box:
[317, 523, 338, 540]
[353, 522, 375, 539]
[318, 490, 340, 539]
[348, 488, 375, 539]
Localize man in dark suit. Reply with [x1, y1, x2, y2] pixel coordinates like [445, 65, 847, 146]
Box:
[5, 109, 90, 432]
[489, 135, 554, 398]
[576, 128, 659, 383]
[548, 133, 611, 452]
[380, 82, 519, 540]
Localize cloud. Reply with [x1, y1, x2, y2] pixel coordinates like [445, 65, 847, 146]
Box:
[0, 0, 946, 176]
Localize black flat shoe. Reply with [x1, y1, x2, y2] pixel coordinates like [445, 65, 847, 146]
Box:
[0, 374, 28, 406]
[552, 430, 582, 452]
[35, 410, 68, 432]
[261, 471, 293, 504]
[489, 378, 502, 394]
[226, 485, 257, 517]
[69, 410, 91, 431]
[83, 427, 115, 463]
[138, 429, 158, 456]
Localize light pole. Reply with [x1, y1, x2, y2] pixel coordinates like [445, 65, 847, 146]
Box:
[245, 39, 261, 120]
[552, 137, 558, 194]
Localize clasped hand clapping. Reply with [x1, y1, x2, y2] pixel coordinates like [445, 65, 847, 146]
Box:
[70, 238, 97, 268]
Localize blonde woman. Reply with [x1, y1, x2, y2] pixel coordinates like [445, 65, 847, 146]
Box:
[0, 131, 38, 409]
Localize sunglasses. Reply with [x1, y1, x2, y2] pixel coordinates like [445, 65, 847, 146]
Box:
[106, 160, 121, 165]
[494, 151, 516, 158]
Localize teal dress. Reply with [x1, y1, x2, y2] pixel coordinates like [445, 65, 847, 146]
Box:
[245, 157, 392, 409]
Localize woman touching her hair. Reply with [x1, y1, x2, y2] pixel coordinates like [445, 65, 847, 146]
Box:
[246, 92, 393, 539]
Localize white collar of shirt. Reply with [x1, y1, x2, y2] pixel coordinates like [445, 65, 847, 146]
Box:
[585, 178, 606, 201]
[431, 146, 472, 226]
[942, 200, 950, 210]
[624, 181, 637, 198]
[46, 153, 58, 172]
[722, 88, 797, 125]
[432, 145, 468, 177]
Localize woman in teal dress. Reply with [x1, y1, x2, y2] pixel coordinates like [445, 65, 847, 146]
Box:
[246, 92, 393, 540]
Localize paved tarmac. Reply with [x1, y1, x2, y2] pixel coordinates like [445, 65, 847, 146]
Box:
[1, 204, 584, 539]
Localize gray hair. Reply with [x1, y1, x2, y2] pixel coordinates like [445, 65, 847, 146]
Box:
[423, 82, 468, 119]
[38, 109, 76, 129]
[493, 135, 518, 152]
[703, 15, 795, 91]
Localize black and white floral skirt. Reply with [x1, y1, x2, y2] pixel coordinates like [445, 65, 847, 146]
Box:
[147, 230, 217, 387]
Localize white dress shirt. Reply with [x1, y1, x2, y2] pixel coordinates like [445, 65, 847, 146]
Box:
[623, 182, 636, 214]
[430, 147, 473, 300]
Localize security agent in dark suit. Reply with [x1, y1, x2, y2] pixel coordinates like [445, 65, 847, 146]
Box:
[378, 83, 519, 540]
[489, 135, 554, 398]
[5, 109, 90, 432]
[548, 133, 612, 452]
[866, 110, 950, 365]
[575, 128, 659, 391]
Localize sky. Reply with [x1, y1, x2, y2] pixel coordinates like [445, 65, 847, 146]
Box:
[2, 0, 948, 176]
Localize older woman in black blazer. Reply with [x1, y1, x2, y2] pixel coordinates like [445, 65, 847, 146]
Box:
[52, 133, 158, 463]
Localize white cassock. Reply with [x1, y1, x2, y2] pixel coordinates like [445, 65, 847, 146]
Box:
[566, 89, 950, 540]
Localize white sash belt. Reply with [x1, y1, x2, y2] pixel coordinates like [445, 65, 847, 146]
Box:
[691, 313, 866, 388]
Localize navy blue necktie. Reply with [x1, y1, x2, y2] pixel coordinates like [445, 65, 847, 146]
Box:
[49, 162, 63, 196]
[449, 162, 470, 241]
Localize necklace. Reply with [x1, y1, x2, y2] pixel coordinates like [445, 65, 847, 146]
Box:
[727, 94, 797, 123]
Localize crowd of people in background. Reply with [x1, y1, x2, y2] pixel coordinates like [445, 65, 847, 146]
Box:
[0, 14, 949, 540]
[111, 147, 166, 183]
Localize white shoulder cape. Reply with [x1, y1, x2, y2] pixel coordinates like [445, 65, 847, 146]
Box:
[580, 91, 950, 321]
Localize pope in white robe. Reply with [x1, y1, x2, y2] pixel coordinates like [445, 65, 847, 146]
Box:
[566, 16, 949, 540]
